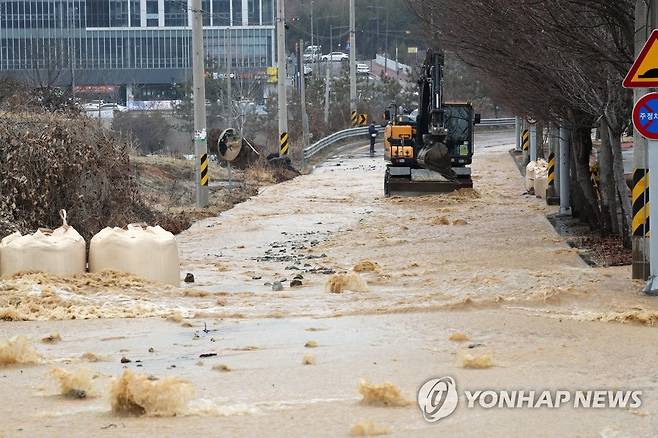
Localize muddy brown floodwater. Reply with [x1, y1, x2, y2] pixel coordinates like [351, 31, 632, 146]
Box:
[1, 131, 658, 437]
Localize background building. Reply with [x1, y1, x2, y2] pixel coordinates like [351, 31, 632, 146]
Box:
[0, 0, 275, 106]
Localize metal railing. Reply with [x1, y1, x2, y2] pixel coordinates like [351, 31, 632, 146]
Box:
[479, 117, 516, 127]
[303, 118, 516, 160]
[303, 126, 383, 160]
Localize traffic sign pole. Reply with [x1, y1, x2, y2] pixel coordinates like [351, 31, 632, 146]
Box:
[633, 93, 658, 294]
[645, 140, 658, 295]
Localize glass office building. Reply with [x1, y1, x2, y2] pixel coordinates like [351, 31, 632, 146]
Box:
[0, 0, 275, 103]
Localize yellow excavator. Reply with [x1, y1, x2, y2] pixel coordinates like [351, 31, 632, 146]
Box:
[383, 49, 480, 195]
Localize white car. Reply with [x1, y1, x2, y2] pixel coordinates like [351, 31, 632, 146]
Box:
[357, 63, 370, 75]
[82, 100, 104, 111]
[321, 52, 349, 62]
[100, 103, 127, 112]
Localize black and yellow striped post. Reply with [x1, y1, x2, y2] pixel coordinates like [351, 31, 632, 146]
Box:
[545, 151, 559, 205]
[522, 129, 530, 165]
[200, 153, 209, 187]
[279, 131, 289, 156]
[633, 169, 650, 238]
[547, 152, 556, 187]
[351, 110, 358, 128]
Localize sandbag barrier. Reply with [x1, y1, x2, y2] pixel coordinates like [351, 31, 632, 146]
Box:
[0, 212, 180, 286]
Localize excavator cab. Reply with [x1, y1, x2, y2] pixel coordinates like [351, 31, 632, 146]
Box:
[384, 104, 416, 162]
[384, 49, 479, 196]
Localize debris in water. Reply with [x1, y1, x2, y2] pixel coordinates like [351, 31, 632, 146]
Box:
[182, 289, 209, 298]
[305, 327, 327, 332]
[357, 380, 411, 407]
[302, 353, 316, 365]
[461, 352, 493, 369]
[591, 309, 658, 326]
[41, 333, 62, 344]
[350, 420, 390, 436]
[184, 273, 195, 283]
[353, 261, 380, 273]
[81, 352, 105, 362]
[452, 219, 468, 226]
[167, 312, 184, 323]
[212, 364, 231, 372]
[199, 353, 218, 358]
[49, 367, 96, 399]
[326, 273, 369, 293]
[0, 336, 42, 366]
[120, 356, 132, 364]
[304, 340, 318, 348]
[228, 346, 259, 352]
[449, 332, 469, 342]
[148, 347, 155, 353]
[290, 279, 303, 287]
[432, 216, 450, 225]
[272, 281, 284, 291]
[110, 370, 194, 417]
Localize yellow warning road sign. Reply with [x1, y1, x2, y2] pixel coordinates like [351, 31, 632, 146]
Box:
[624, 30, 658, 88]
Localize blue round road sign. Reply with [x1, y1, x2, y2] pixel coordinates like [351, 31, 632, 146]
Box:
[634, 92, 658, 140]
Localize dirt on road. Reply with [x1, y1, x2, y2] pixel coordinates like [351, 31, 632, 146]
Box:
[1, 131, 657, 437]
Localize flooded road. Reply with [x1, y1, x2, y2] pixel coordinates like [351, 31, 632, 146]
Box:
[2, 130, 658, 437]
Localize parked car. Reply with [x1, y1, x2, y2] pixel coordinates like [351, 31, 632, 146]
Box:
[321, 52, 349, 62]
[81, 100, 104, 111]
[100, 103, 127, 112]
[357, 63, 370, 75]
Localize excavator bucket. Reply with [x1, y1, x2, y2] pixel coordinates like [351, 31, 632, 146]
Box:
[384, 167, 472, 196]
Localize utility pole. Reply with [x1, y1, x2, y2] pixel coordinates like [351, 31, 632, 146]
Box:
[299, 39, 310, 151]
[227, 29, 232, 127]
[224, 28, 233, 127]
[277, 0, 289, 156]
[192, 0, 208, 208]
[633, 0, 653, 280]
[310, 1, 314, 47]
[349, 0, 356, 117]
[330, 24, 333, 54]
[385, 8, 389, 77]
[559, 126, 571, 215]
[324, 57, 331, 125]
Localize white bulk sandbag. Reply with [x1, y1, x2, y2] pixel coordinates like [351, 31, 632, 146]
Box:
[89, 224, 180, 286]
[525, 161, 538, 192]
[534, 167, 549, 199]
[0, 210, 86, 276]
[525, 159, 548, 192]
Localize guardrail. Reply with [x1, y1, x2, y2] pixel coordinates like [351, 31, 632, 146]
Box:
[304, 126, 383, 160]
[303, 118, 516, 160]
[479, 117, 516, 127]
